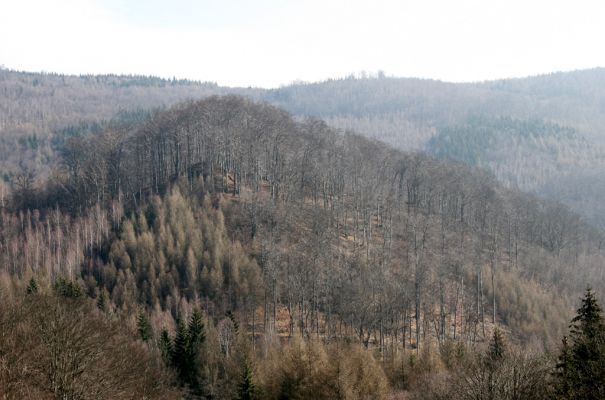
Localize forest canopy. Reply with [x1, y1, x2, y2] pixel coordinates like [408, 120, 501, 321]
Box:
[1, 94, 605, 398]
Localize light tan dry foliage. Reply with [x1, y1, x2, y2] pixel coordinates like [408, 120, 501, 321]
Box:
[259, 339, 389, 400]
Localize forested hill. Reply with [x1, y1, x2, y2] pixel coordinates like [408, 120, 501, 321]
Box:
[3, 67, 604, 148]
[426, 117, 603, 191]
[3, 67, 605, 227]
[2, 95, 605, 398]
[263, 69, 605, 227]
[265, 69, 605, 146]
[0, 68, 248, 183]
[3, 67, 605, 155]
[9, 96, 604, 341]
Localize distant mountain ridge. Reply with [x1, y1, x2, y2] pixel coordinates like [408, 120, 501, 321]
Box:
[427, 116, 603, 190]
[263, 69, 605, 227]
[2, 66, 605, 226]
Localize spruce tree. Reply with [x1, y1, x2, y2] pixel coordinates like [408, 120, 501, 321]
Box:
[488, 327, 506, 362]
[137, 312, 153, 342]
[26, 277, 38, 295]
[54, 277, 82, 298]
[555, 287, 605, 399]
[188, 309, 205, 348]
[555, 336, 575, 399]
[481, 327, 507, 399]
[164, 312, 207, 395]
[168, 311, 207, 395]
[186, 309, 205, 395]
[227, 310, 239, 334]
[96, 290, 107, 312]
[172, 318, 189, 379]
[158, 328, 173, 366]
[237, 362, 257, 400]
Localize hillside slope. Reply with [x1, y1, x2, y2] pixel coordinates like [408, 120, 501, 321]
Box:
[2, 67, 605, 228]
[0, 68, 255, 181]
[9, 95, 603, 342]
[263, 70, 605, 227]
[3, 96, 604, 398]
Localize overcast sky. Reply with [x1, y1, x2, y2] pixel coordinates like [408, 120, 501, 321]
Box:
[1, 0, 604, 88]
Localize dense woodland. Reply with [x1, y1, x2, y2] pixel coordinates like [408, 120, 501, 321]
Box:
[264, 70, 605, 229]
[2, 94, 605, 398]
[427, 117, 604, 191]
[0, 68, 240, 184]
[3, 67, 605, 229]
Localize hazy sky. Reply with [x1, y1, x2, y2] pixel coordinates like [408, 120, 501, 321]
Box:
[1, 0, 604, 88]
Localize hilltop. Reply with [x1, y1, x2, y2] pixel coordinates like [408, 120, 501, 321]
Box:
[2, 67, 605, 227]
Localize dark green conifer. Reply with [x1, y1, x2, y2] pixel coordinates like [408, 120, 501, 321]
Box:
[96, 289, 107, 312]
[488, 327, 506, 362]
[167, 310, 207, 394]
[555, 287, 605, 399]
[555, 336, 575, 399]
[227, 310, 239, 334]
[237, 362, 257, 400]
[171, 318, 191, 388]
[186, 309, 205, 395]
[26, 277, 38, 294]
[158, 328, 173, 365]
[137, 311, 153, 342]
[54, 277, 82, 298]
[188, 309, 205, 347]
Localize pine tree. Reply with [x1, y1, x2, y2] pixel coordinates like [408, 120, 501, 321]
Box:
[26, 277, 38, 294]
[555, 287, 605, 399]
[137, 312, 153, 342]
[237, 362, 257, 400]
